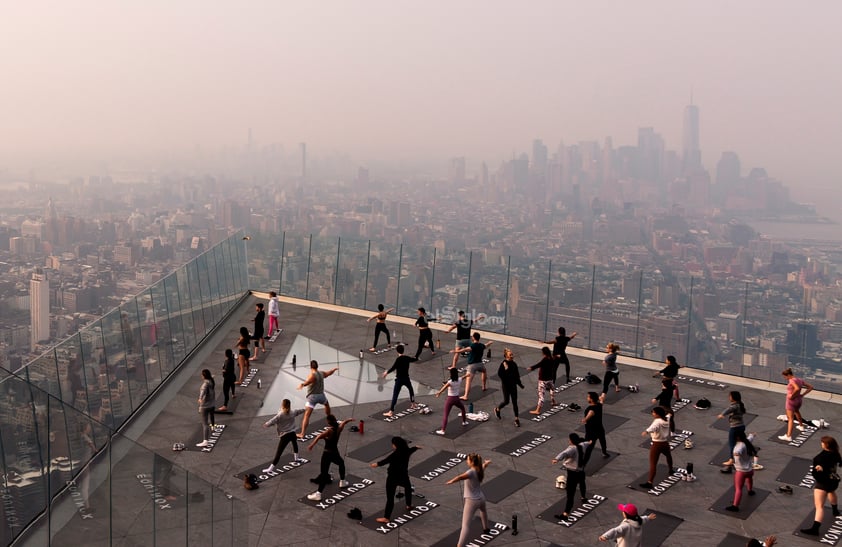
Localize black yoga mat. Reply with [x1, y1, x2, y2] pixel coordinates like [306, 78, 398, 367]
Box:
[769, 424, 819, 446]
[185, 424, 226, 452]
[428, 418, 483, 439]
[214, 391, 242, 414]
[585, 451, 619, 476]
[711, 413, 757, 431]
[234, 457, 311, 484]
[708, 443, 733, 467]
[794, 509, 842, 544]
[626, 465, 683, 494]
[708, 487, 770, 520]
[429, 518, 509, 547]
[640, 509, 683, 547]
[347, 435, 400, 462]
[600, 387, 633, 404]
[408, 450, 466, 480]
[357, 500, 439, 533]
[296, 474, 374, 509]
[717, 533, 754, 547]
[483, 470, 536, 504]
[535, 494, 607, 527]
[576, 413, 628, 434]
[776, 456, 813, 488]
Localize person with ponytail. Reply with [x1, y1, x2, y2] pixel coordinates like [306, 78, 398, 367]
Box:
[306, 414, 353, 501]
[196, 369, 216, 448]
[371, 436, 420, 524]
[717, 391, 747, 472]
[447, 452, 491, 547]
[801, 436, 842, 535]
[552, 432, 592, 521]
[639, 406, 673, 489]
[724, 429, 758, 512]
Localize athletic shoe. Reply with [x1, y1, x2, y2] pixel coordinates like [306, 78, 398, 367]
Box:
[777, 485, 793, 494]
[196, 440, 210, 448]
[752, 463, 764, 470]
[435, 429, 446, 435]
[639, 482, 653, 489]
[796, 424, 806, 432]
[293, 457, 305, 463]
[725, 505, 739, 512]
[307, 492, 322, 501]
[748, 490, 756, 496]
[494, 407, 501, 420]
[262, 464, 276, 473]
[462, 421, 469, 426]
[338, 480, 349, 488]
[383, 411, 394, 417]
[778, 434, 792, 442]
[514, 419, 520, 427]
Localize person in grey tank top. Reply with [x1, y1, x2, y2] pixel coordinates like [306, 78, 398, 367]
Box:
[297, 360, 339, 438]
[447, 453, 492, 546]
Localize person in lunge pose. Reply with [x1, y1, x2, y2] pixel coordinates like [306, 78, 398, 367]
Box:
[494, 348, 524, 427]
[582, 391, 610, 464]
[600, 343, 621, 402]
[639, 406, 673, 489]
[370, 436, 420, 524]
[413, 307, 436, 359]
[306, 414, 353, 501]
[434, 367, 468, 435]
[196, 369, 216, 448]
[250, 302, 266, 360]
[297, 360, 339, 438]
[552, 433, 591, 521]
[446, 310, 473, 368]
[718, 391, 747, 472]
[367, 303, 394, 351]
[545, 327, 577, 384]
[598, 503, 655, 546]
[262, 399, 306, 473]
[800, 436, 842, 536]
[235, 327, 251, 384]
[218, 348, 236, 411]
[724, 429, 758, 512]
[452, 332, 492, 399]
[446, 453, 491, 547]
[382, 344, 418, 417]
[267, 291, 280, 339]
[779, 368, 813, 442]
[528, 347, 557, 414]
[651, 378, 677, 434]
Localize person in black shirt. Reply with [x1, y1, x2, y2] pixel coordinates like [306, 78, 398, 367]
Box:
[306, 414, 353, 501]
[545, 327, 577, 384]
[654, 355, 681, 380]
[218, 348, 236, 411]
[651, 378, 677, 433]
[367, 304, 394, 351]
[528, 347, 558, 414]
[414, 307, 435, 359]
[382, 345, 418, 417]
[581, 391, 609, 463]
[370, 436, 421, 523]
[446, 310, 473, 368]
[494, 348, 525, 427]
[251, 303, 266, 360]
[801, 435, 842, 535]
[451, 332, 492, 400]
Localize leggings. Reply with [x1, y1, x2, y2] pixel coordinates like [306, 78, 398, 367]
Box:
[384, 474, 413, 519]
[602, 371, 620, 394]
[647, 441, 673, 483]
[200, 408, 215, 441]
[373, 323, 391, 347]
[537, 380, 555, 408]
[316, 451, 346, 493]
[442, 396, 467, 431]
[390, 377, 415, 411]
[271, 432, 299, 465]
[457, 497, 488, 547]
[584, 429, 607, 463]
[268, 315, 279, 337]
[733, 469, 754, 506]
[415, 329, 434, 358]
[564, 469, 587, 513]
[557, 355, 571, 382]
[222, 376, 236, 406]
[728, 425, 745, 452]
[498, 384, 519, 418]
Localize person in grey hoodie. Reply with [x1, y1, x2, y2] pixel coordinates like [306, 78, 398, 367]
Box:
[598, 503, 655, 546]
[262, 399, 306, 473]
[196, 369, 216, 448]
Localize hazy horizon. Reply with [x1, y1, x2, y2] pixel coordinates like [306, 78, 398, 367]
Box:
[1, 1, 840, 214]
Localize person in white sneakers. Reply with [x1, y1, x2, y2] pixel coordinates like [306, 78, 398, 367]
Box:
[262, 399, 305, 473]
[306, 414, 353, 501]
[267, 291, 280, 339]
[779, 368, 814, 442]
[196, 369, 216, 448]
[434, 367, 468, 435]
[382, 345, 418, 417]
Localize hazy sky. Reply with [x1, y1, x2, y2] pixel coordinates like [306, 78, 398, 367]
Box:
[1, 2, 840, 206]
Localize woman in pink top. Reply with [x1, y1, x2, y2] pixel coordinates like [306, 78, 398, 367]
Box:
[779, 368, 814, 442]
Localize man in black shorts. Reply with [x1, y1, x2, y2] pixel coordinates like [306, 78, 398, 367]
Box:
[450, 332, 492, 400]
[251, 303, 266, 360]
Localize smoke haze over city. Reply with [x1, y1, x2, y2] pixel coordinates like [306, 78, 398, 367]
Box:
[1, 1, 840, 216]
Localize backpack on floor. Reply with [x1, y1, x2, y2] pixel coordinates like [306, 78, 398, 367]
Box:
[244, 473, 259, 490]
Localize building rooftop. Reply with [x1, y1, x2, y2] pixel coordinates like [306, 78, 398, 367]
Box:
[71, 295, 842, 546]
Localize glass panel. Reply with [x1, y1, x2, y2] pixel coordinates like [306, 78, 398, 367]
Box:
[396, 243, 435, 318]
[280, 233, 311, 299]
[365, 238, 400, 315]
[23, 350, 60, 401]
[468, 248, 515, 336]
[546, 262, 593, 351]
[99, 309, 133, 427]
[200, 252, 218, 327]
[334, 237, 370, 310]
[186, 259, 206, 341]
[175, 267, 196, 350]
[506, 256, 550, 341]
[109, 440, 155, 545]
[430, 246, 471, 324]
[121, 298, 149, 407]
[232, 233, 248, 294]
[248, 232, 282, 294]
[306, 235, 339, 303]
[638, 272, 693, 368]
[163, 275, 186, 366]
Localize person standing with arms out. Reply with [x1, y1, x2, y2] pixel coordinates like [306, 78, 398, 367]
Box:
[718, 391, 746, 472]
[218, 349, 236, 411]
[196, 369, 216, 448]
[639, 406, 673, 489]
[267, 291, 280, 339]
[262, 399, 306, 473]
[598, 503, 655, 546]
[434, 367, 469, 435]
[250, 303, 266, 360]
[494, 348, 524, 427]
[370, 437, 421, 524]
[452, 332, 492, 400]
[651, 378, 677, 435]
[528, 347, 558, 414]
[446, 453, 492, 546]
[545, 327, 577, 384]
[367, 304, 394, 351]
[654, 355, 681, 380]
[446, 310, 473, 368]
[599, 343, 621, 403]
[582, 391, 610, 464]
[382, 344, 419, 417]
[779, 368, 814, 442]
[413, 307, 436, 359]
[724, 429, 758, 512]
[552, 433, 591, 521]
[297, 360, 340, 438]
[306, 414, 353, 501]
[800, 436, 842, 535]
[235, 327, 251, 384]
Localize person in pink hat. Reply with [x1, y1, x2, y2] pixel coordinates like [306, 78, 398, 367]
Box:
[598, 503, 656, 546]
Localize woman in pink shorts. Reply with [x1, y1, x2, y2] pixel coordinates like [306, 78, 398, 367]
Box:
[778, 368, 814, 442]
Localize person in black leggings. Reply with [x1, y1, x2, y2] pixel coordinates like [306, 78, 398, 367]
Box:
[370, 436, 420, 523]
[581, 392, 609, 463]
[414, 307, 435, 359]
[367, 304, 394, 351]
[494, 348, 524, 427]
[306, 414, 352, 501]
[545, 327, 577, 384]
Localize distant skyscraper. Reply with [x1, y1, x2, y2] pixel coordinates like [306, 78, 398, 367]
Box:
[300, 142, 307, 180]
[531, 139, 548, 177]
[30, 269, 49, 350]
[682, 104, 701, 172]
[716, 151, 741, 186]
[449, 157, 466, 184]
